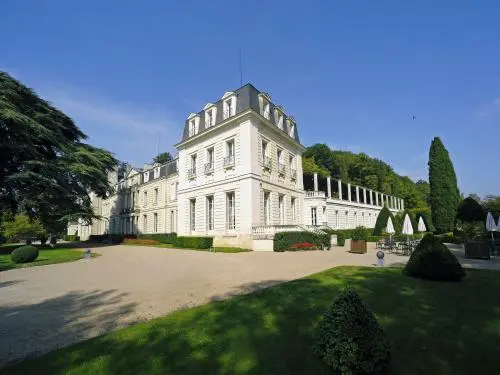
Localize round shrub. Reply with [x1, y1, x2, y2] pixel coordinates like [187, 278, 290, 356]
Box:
[404, 234, 465, 281]
[456, 197, 485, 223]
[11, 245, 39, 264]
[315, 288, 390, 375]
[373, 206, 396, 236]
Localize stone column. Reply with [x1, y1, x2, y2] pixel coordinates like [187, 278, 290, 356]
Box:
[375, 192, 379, 206]
[401, 199, 405, 211]
[363, 188, 367, 205]
[327, 177, 331, 198]
[347, 183, 352, 201]
[369, 190, 373, 205]
[356, 186, 360, 203]
[338, 180, 342, 200]
[380, 193, 384, 206]
[313, 173, 318, 191]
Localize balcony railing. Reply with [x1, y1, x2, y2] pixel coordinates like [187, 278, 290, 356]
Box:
[223, 155, 235, 168]
[278, 163, 286, 175]
[290, 168, 297, 179]
[204, 163, 214, 174]
[305, 190, 326, 198]
[263, 156, 272, 170]
[188, 169, 196, 179]
[252, 224, 304, 235]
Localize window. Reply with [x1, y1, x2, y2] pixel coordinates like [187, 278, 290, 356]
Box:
[311, 207, 317, 226]
[205, 108, 215, 127]
[143, 214, 147, 233]
[262, 100, 270, 119]
[262, 140, 270, 169]
[288, 121, 295, 138]
[170, 210, 175, 232]
[189, 118, 198, 136]
[291, 197, 296, 224]
[170, 183, 177, 201]
[277, 149, 285, 174]
[335, 210, 339, 229]
[223, 98, 235, 119]
[153, 188, 158, 205]
[206, 195, 214, 231]
[289, 155, 296, 179]
[143, 191, 147, 207]
[153, 213, 158, 233]
[226, 191, 235, 230]
[143, 171, 149, 183]
[264, 191, 271, 225]
[189, 154, 197, 178]
[277, 111, 284, 130]
[278, 195, 285, 225]
[205, 147, 214, 173]
[189, 199, 196, 231]
[153, 167, 160, 179]
[224, 139, 235, 167]
[132, 192, 135, 207]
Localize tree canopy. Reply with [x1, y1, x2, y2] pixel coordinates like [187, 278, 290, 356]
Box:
[153, 151, 173, 165]
[303, 144, 429, 209]
[0, 72, 117, 232]
[428, 137, 460, 233]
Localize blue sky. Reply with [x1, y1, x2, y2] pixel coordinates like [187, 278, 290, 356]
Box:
[1, 0, 499, 196]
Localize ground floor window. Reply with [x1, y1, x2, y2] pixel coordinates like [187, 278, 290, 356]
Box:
[291, 197, 296, 224]
[278, 195, 284, 225]
[226, 191, 235, 230]
[171, 210, 176, 232]
[153, 213, 158, 233]
[206, 195, 214, 231]
[143, 215, 147, 233]
[190, 199, 196, 231]
[311, 207, 317, 226]
[264, 191, 271, 225]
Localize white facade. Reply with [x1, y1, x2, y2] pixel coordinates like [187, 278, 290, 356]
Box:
[69, 84, 404, 250]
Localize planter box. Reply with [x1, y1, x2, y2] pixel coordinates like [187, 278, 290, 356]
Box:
[464, 241, 490, 260]
[350, 240, 367, 254]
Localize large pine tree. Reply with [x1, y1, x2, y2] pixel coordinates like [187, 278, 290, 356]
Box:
[428, 137, 459, 233]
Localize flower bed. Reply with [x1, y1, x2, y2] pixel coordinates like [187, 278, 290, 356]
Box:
[122, 238, 160, 246]
[288, 242, 317, 251]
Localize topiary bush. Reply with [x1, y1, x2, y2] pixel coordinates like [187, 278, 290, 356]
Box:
[456, 197, 485, 222]
[404, 233, 465, 281]
[412, 208, 435, 232]
[174, 236, 213, 249]
[273, 231, 329, 252]
[11, 245, 39, 264]
[315, 288, 390, 375]
[373, 206, 395, 236]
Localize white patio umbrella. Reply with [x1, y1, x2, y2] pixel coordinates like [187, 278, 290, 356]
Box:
[417, 216, 427, 232]
[402, 214, 414, 241]
[486, 212, 497, 242]
[386, 217, 395, 243]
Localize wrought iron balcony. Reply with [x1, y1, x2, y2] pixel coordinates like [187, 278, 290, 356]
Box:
[278, 163, 286, 175]
[204, 163, 214, 174]
[290, 168, 297, 179]
[263, 156, 272, 170]
[187, 168, 196, 179]
[223, 155, 235, 168]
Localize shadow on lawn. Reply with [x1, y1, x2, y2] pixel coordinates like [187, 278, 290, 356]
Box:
[0, 289, 137, 369]
[4, 267, 500, 375]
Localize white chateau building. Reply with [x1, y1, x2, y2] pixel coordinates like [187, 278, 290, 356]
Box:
[69, 84, 404, 250]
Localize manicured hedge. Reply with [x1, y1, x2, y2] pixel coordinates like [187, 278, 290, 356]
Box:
[323, 228, 373, 246]
[11, 245, 39, 264]
[404, 234, 465, 281]
[174, 236, 213, 249]
[274, 231, 330, 252]
[63, 234, 80, 242]
[88, 234, 135, 244]
[138, 233, 177, 244]
[315, 288, 390, 375]
[0, 234, 6, 245]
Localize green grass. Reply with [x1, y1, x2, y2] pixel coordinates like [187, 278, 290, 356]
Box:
[212, 247, 251, 253]
[0, 248, 97, 272]
[3, 266, 500, 374]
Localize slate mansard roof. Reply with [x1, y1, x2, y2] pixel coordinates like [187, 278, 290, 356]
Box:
[180, 83, 300, 143]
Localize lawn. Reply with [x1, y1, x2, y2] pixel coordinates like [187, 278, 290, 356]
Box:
[2, 266, 500, 374]
[0, 248, 97, 272]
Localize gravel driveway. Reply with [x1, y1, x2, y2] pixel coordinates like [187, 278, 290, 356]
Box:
[0, 245, 407, 367]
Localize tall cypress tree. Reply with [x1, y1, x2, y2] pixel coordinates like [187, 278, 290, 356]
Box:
[428, 137, 459, 233]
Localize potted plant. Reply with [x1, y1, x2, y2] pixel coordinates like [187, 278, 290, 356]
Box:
[456, 197, 489, 259]
[350, 226, 368, 254]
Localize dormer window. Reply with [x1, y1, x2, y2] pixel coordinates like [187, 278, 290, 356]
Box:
[188, 114, 199, 137]
[143, 171, 149, 183]
[204, 104, 216, 128]
[222, 92, 236, 119]
[263, 101, 270, 119]
[258, 93, 272, 120]
[153, 167, 160, 179]
[287, 119, 295, 138]
[275, 108, 284, 130]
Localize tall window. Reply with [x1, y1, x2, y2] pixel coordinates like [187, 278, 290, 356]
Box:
[224, 99, 234, 119]
[277, 149, 284, 174]
[154, 188, 158, 205]
[225, 139, 235, 166]
[264, 192, 271, 225]
[154, 167, 160, 178]
[189, 118, 197, 136]
[291, 197, 296, 224]
[189, 154, 197, 178]
[170, 210, 175, 232]
[205, 109, 214, 127]
[263, 100, 270, 119]
[206, 147, 214, 172]
[335, 210, 339, 229]
[226, 192, 235, 230]
[170, 183, 177, 201]
[206, 195, 214, 231]
[278, 195, 284, 225]
[153, 213, 158, 233]
[289, 121, 295, 138]
[311, 207, 317, 226]
[277, 112, 283, 129]
[131, 192, 135, 208]
[190, 199, 196, 231]
[143, 191, 147, 207]
[143, 214, 147, 233]
[262, 140, 270, 169]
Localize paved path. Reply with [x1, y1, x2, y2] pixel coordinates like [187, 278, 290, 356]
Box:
[0, 245, 407, 367]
